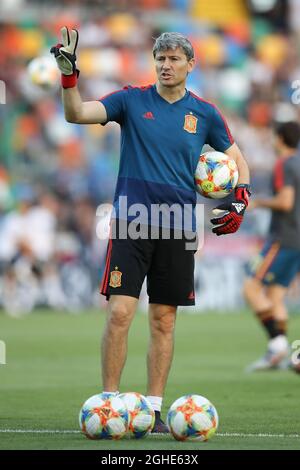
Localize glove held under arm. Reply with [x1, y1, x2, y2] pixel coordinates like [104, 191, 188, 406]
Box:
[210, 184, 251, 236]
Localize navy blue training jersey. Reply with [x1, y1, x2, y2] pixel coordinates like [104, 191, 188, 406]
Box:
[100, 84, 234, 229]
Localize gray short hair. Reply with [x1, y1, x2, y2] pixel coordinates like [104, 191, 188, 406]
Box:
[153, 32, 194, 61]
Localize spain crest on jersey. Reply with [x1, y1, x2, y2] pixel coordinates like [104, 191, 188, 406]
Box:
[109, 267, 122, 288]
[183, 114, 198, 134]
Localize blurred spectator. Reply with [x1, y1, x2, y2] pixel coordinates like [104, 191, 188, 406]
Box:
[0, 188, 64, 314]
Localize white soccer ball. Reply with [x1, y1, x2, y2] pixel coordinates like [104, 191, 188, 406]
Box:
[119, 392, 155, 438]
[167, 394, 219, 441]
[27, 56, 60, 90]
[79, 393, 129, 440]
[195, 151, 239, 199]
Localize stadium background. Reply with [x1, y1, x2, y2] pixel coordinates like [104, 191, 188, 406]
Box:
[1, 0, 300, 452]
[1, 0, 300, 314]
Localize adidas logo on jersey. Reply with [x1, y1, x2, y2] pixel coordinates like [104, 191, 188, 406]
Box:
[232, 202, 245, 213]
[143, 111, 155, 120]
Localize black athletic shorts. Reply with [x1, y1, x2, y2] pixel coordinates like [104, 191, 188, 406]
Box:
[100, 221, 197, 306]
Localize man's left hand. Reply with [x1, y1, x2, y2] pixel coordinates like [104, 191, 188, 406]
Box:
[210, 184, 251, 236]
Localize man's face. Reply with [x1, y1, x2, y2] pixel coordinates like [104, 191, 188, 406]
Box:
[155, 47, 195, 88]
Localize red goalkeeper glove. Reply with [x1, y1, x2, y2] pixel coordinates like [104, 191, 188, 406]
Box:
[210, 184, 251, 236]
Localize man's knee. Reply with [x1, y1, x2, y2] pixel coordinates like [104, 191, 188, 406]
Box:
[243, 277, 262, 301]
[107, 303, 134, 331]
[151, 306, 177, 335]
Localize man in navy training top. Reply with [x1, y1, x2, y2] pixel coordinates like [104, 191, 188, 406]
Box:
[51, 28, 251, 432]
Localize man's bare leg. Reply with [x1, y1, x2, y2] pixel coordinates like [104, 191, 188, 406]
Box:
[147, 303, 177, 397]
[101, 295, 138, 391]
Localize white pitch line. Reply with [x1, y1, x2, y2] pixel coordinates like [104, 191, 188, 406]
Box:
[217, 432, 300, 439]
[0, 429, 80, 434]
[0, 429, 299, 438]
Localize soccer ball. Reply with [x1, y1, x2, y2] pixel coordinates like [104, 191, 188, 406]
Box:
[79, 393, 129, 440]
[195, 151, 238, 199]
[27, 56, 60, 90]
[119, 392, 155, 438]
[167, 394, 219, 442]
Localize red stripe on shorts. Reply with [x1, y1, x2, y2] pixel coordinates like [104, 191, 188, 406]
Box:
[100, 238, 113, 295]
[255, 243, 280, 281]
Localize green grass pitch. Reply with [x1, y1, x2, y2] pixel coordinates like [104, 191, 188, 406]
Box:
[0, 309, 299, 450]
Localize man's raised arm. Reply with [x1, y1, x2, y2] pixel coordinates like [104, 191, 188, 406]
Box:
[50, 26, 107, 124]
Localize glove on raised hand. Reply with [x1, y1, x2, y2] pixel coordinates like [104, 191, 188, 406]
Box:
[50, 26, 79, 75]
